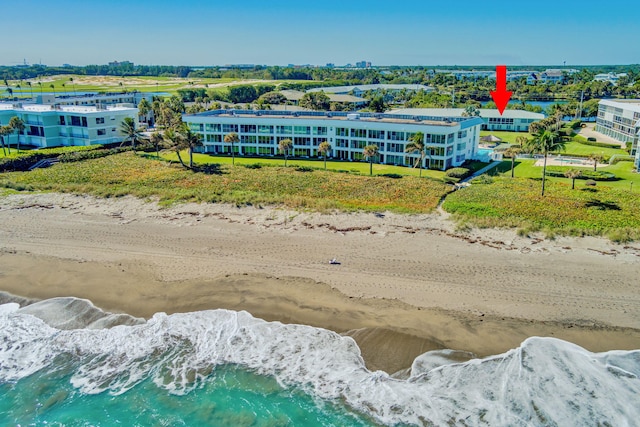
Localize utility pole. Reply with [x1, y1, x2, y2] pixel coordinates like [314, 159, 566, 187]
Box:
[576, 90, 584, 121]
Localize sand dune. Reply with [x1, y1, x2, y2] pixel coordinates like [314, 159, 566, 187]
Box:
[1, 193, 638, 373]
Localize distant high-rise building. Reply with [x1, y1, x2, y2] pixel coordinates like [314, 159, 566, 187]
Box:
[326, 63, 335, 68]
[108, 60, 134, 67]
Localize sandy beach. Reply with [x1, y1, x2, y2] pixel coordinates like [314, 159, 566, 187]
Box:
[1, 192, 639, 373]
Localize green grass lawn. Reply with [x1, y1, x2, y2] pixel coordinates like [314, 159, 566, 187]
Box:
[161, 151, 449, 180]
[1, 152, 451, 213]
[492, 158, 639, 190]
[443, 174, 640, 241]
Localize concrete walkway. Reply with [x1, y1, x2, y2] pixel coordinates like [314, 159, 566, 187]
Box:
[461, 161, 502, 183]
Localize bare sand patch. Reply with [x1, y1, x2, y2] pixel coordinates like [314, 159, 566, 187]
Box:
[1, 193, 638, 373]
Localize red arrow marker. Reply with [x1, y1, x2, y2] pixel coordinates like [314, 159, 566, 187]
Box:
[490, 65, 512, 115]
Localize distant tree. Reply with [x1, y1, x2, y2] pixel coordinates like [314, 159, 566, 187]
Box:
[299, 91, 330, 110]
[317, 141, 331, 170]
[69, 77, 77, 96]
[278, 138, 293, 166]
[258, 91, 287, 105]
[369, 95, 386, 113]
[525, 128, 564, 196]
[119, 117, 143, 152]
[5, 87, 12, 99]
[8, 116, 25, 152]
[461, 105, 480, 117]
[405, 132, 426, 177]
[228, 85, 258, 104]
[223, 132, 240, 165]
[564, 169, 582, 189]
[363, 144, 379, 176]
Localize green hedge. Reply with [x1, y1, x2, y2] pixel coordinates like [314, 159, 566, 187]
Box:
[58, 147, 130, 163]
[578, 140, 622, 149]
[546, 166, 617, 181]
[445, 167, 472, 179]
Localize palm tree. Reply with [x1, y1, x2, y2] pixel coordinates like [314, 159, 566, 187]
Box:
[317, 141, 331, 170]
[149, 131, 164, 158]
[26, 81, 33, 99]
[405, 131, 425, 177]
[503, 146, 521, 178]
[179, 123, 203, 168]
[119, 117, 143, 152]
[162, 126, 188, 169]
[589, 153, 604, 171]
[278, 138, 293, 166]
[5, 87, 12, 99]
[525, 128, 564, 196]
[0, 125, 12, 155]
[49, 84, 55, 98]
[138, 98, 151, 125]
[564, 169, 582, 190]
[8, 116, 25, 152]
[69, 77, 77, 96]
[223, 132, 240, 165]
[363, 144, 379, 176]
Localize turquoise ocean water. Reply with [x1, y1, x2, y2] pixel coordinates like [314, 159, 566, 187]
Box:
[1, 299, 639, 426]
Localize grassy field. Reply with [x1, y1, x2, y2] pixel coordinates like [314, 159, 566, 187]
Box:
[5, 75, 308, 97]
[491, 158, 639, 190]
[443, 175, 640, 241]
[0, 152, 451, 213]
[161, 152, 450, 180]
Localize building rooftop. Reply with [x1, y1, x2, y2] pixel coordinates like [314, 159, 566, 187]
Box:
[186, 109, 484, 129]
[0, 102, 137, 113]
[600, 99, 640, 113]
[388, 108, 545, 119]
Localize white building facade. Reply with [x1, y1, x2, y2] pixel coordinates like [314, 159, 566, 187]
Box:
[183, 110, 484, 170]
[388, 108, 544, 132]
[0, 103, 138, 148]
[595, 99, 640, 169]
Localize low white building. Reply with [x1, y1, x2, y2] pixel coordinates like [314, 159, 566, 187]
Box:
[183, 110, 484, 170]
[388, 108, 544, 132]
[0, 102, 138, 148]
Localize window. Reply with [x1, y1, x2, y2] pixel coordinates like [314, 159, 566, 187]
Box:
[81, 117, 87, 127]
[59, 116, 65, 125]
[258, 125, 273, 134]
[96, 117, 105, 124]
[294, 126, 311, 135]
[240, 124, 256, 133]
[350, 129, 366, 138]
[70, 116, 81, 126]
[276, 125, 292, 134]
[206, 123, 221, 132]
[97, 129, 106, 136]
[222, 124, 238, 133]
[313, 127, 327, 136]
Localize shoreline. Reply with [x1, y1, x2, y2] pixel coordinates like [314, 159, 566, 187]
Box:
[1, 193, 639, 373]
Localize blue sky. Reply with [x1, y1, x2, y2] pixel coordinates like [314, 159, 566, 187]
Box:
[4, 0, 639, 66]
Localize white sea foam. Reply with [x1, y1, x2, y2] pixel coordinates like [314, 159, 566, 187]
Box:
[1, 301, 639, 426]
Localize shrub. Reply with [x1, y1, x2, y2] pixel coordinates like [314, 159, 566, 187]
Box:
[546, 167, 616, 181]
[243, 163, 262, 169]
[578, 139, 621, 149]
[380, 173, 403, 179]
[445, 167, 472, 179]
[585, 180, 597, 186]
[443, 176, 461, 184]
[295, 166, 314, 172]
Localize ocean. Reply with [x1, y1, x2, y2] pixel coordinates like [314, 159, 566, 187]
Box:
[1, 299, 639, 426]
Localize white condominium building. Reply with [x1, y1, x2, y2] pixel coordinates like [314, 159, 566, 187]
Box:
[596, 99, 640, 169]
[0, 102, 138, 148]
[183, 110, 484, 170]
